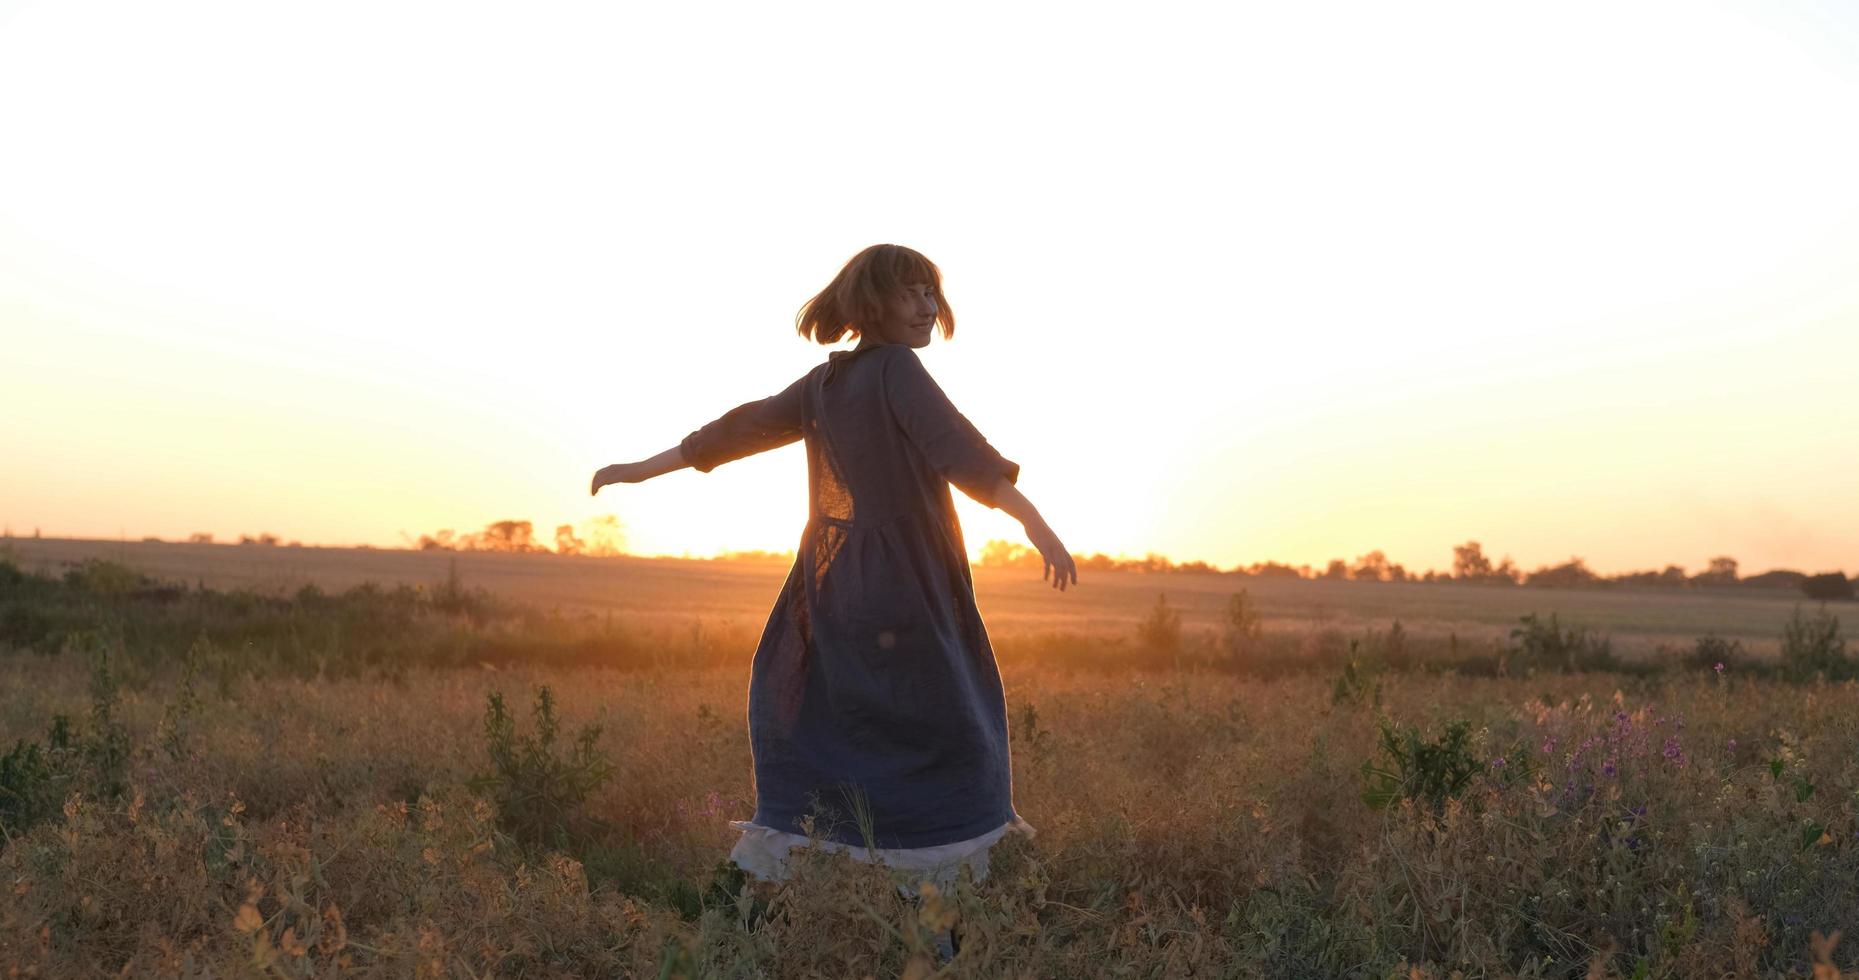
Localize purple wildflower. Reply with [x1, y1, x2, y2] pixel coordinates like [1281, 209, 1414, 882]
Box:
[1713, 662, 1724, 675]
[1662, 735, 1686, 766]
[1602, 758, 1617, 777]
[1491, 757, 1507, 769]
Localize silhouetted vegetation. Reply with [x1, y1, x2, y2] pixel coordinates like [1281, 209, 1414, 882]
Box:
[1802, 572, 1856, 601]
[1219, 589, 1263, 662]
[416, 515, 628, 556]
[1523, 557, 1601, 589]
[1135, 593, 1183, 660]
[1451, 540, 1520, 584]
[1781, 604, 1850, 681]
[1676, 633, 1745, 672]
[1505, 612, 1621, 674]
[969, 536, 1849, 598]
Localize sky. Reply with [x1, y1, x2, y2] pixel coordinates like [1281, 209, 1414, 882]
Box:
[3, 0, 1857, 576]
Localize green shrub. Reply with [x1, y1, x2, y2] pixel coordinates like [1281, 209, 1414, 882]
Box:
[1506, 612, 1618, 673]
[0, 548, 26, 588]
[82, 642, 133, 803]
[62, 558, 145, 596]
[1360, 718, 1480, 811]
[1781, 604, 1849, 681]
[466, 685, 617, 852]
[1680, 633, 1744, 672]
[0, 715, 78, 839]
[0, 636, 138, 836]
[157, 637, 209, 763]
[1330, 642, 1381, 709]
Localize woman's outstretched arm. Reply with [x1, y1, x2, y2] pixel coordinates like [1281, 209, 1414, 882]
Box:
[590, 446, 690, 495]
[592, 373, 809, 496]
[989, 476, 1078, 592]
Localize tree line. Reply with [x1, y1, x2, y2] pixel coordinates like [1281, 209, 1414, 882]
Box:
[976, 539, 1856, 599]
[141, 522, 1853, 600]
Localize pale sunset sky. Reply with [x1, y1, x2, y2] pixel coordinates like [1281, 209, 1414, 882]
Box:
[3, 1, 1856, 576]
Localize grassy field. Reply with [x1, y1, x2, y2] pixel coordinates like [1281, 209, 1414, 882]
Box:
[0, 538, 1819, 658]
[2, 540, 1856, 977]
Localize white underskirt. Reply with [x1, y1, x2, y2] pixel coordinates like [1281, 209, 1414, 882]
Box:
[728, 815, 1037, 894]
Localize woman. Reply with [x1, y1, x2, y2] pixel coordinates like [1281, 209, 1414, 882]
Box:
[591, 244, 1076, 912]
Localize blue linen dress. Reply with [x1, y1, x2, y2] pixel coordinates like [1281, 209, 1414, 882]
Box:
[679, 342, 1024, 849]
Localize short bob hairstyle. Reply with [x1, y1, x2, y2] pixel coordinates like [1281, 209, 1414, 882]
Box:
[796, 244, 954, 345]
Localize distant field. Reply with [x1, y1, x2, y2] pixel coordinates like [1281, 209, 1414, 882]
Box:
[4, 537, 1821, 658]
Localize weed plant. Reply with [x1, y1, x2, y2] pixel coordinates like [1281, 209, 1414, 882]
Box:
[1220, 588, 1264, 661]
[1135, 592, 1183, 660]
[465, 685, 617, 853]
[1508, 611, 1622, 673]
[1359, 718, 1480, 811]
[1781, 603, 1849, 681]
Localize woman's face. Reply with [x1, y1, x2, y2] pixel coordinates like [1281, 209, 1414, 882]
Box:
[873, 281, 939, 348]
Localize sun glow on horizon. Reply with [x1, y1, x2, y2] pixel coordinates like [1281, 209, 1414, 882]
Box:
[4, 0, 1859, 578]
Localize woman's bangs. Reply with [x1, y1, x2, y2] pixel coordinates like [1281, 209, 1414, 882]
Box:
[885, 248, 942, 292]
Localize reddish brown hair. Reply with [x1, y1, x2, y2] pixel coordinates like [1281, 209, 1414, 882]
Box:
[795, 244, 955, 345]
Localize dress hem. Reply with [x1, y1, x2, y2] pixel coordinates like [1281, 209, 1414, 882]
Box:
[728, 814, 1036, 892]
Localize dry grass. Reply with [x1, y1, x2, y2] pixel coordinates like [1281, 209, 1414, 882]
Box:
[4, 654, 1858, 976]
[2, 544, 1856, 976]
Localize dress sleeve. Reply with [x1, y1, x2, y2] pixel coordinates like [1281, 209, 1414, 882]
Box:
[679, 373, 807, 473]
[880, 347, 1021, 509]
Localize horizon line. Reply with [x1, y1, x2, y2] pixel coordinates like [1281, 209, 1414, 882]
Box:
[2, 531, 1850, 582]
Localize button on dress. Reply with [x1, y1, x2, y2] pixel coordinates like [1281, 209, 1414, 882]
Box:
[679, 343, 1031, 864]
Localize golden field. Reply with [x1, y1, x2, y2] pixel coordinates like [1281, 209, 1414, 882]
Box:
[1, 539, 1855, 977]
[0, 538, 1813, 658]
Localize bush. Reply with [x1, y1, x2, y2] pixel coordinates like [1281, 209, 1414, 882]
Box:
[0, 548, 25, 587]
[82, 641, 133, 803]
[1330, 643, 1381, 709]
[1136, 593, 1182, 659]
[465, 685, 617, 852]
[1801, 573, 1855, 602]
[62, 559, 145, 596]
[157, 637, 209, 763]
[1361, 619, 1410, 669]
[1680, 633, 1745, 672]
[1506, 612, 1618, 673]
[1360, 718, 1480, 811]
[1781, 604, 1849, 681]
[0, 715, 78, 839]
[1219, 589, 1263, 661]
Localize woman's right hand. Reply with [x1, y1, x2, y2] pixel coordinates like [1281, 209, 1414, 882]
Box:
[590, 462, 646, 496]
[1025, 520, 1078, 592]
